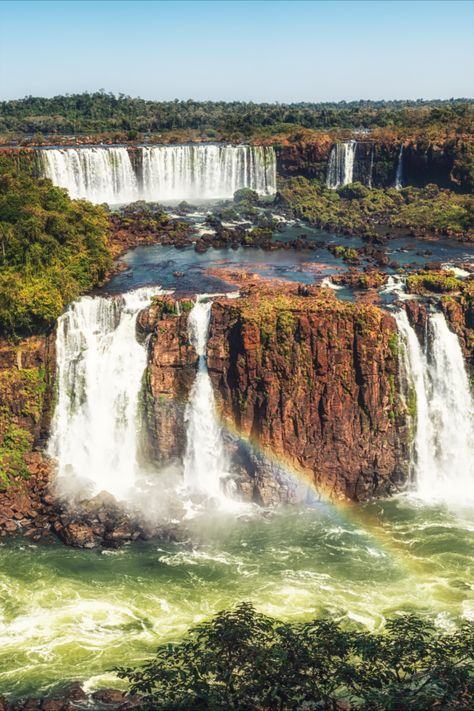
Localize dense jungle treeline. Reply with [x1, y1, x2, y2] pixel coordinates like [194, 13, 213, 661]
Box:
[1, 93, 473, 140]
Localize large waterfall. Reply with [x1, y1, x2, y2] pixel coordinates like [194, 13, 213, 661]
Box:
[183, 298, 228, 498]
[140, 145, 276, 201]
[40, 145, 277, 203]
[49, 287, 159, 500]
[41, 147, 140, 204]
[326, 141, 357, 189]
[396, 309, 474, 503]
[49, 288, 235, 507]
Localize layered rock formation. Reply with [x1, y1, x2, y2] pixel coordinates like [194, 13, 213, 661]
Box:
[207, 284, 409, 500]
[137, 295, 198, 466]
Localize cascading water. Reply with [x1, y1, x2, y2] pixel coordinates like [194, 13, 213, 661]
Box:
[395, 309, 474, 503]
[40, 145, 276, 203]
[48, 287, 160, 500]
[368, 144, 374, 189]
[140, 144, 276, 200]
[182, 297, 228, 499]
[394, 144, 404, 189]
[326, 140, 357, 189]
[41, 147, 139, 203]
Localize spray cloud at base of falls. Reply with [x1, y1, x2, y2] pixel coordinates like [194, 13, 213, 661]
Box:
[395, 309, 474, 504]
[40, 144, 277, 203]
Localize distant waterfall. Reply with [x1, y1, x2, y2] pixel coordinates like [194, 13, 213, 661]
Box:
[40, 145, 277, 203]
[41, 147, 140, 203]
[395, 309, 474, 503]
[49, 287, 159, 500]
[183, 298, 228, 498]
[141, 145, 276, 201]
[368, 144, 374, 189]
[326, 141, 357, 189]
[394, 144, 404, 189]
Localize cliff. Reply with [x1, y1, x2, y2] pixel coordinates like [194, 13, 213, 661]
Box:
[207, 284, 409, 500]
[137, 296, 198, 465]
[276, 137, 473, 191]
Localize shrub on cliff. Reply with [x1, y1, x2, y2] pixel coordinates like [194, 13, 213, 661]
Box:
[116, 602, 474, 710]
[0, 168, 111, 335]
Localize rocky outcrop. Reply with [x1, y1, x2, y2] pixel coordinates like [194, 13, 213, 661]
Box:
[137, 296, 198, 466]
[0, 683, 140, 710]
[276, 138, 332, 182]
[207, 283, 409, 501]
[440, 294, 474, 367]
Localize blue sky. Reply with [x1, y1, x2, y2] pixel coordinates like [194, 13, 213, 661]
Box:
[1, 0, 473, 102]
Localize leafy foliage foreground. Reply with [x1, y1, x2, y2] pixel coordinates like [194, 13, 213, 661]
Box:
[116, 602, 474, 710]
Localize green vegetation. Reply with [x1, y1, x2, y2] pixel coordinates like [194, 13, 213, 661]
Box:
[116, 602, 474, 711]
[0, 359, 52, 485]
[1, 93, 472, 140]
[0, 407, 32, 484]
[0, 161, 111, 335]
[278, 177, 474, 241]
[406, 271, 464, 295]
[233, 188, 259, 205]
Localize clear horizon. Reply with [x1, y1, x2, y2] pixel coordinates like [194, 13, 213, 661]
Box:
[1, 0, 473, 103]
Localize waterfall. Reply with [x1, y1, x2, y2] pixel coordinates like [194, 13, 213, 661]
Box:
[141, 145, 276, 201]
[368, 144, 374, 189]
[40, 147, 139, 204]
[395, 309, 474, 503]
[326, 141, 357, 189]
[40, 145, 276, 203]
[48, 287, 159, 500]
[395, 144, 404, 189]
[182, 297, 228, 498]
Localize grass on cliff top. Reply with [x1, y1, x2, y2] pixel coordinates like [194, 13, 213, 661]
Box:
[234, 287, 388, 345]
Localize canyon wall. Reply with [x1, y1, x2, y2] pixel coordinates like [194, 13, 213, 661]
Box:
[2, 136, 471, 192]
[276, 138, 472, 190]
[206, 286, 409, 500]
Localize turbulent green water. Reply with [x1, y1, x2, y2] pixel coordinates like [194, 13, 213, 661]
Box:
[1, 497, 473, 699]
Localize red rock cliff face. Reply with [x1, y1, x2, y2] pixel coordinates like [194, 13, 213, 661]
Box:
[137, 297, 197, 465]
[207, 287, 408, 501]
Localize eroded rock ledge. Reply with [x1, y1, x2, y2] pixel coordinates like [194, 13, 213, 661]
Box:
[207, 282, 409, 500]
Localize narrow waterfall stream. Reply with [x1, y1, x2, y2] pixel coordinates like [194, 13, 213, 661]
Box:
[395, 144, 404, 189]
[396, 309, 474, 503]
[326, 141, 357, 188]
[183, 298, 228, 499]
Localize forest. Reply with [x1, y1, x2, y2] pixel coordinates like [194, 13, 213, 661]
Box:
[0, 92, 473, 138]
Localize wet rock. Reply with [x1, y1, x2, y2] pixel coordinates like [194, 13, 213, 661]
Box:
[53, 520, 97, 549]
